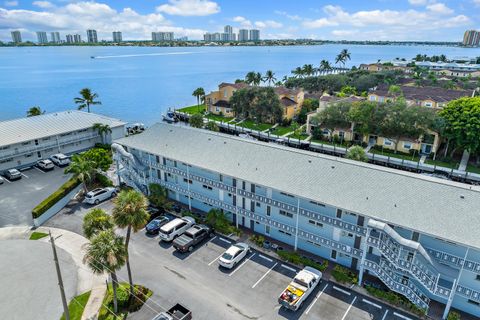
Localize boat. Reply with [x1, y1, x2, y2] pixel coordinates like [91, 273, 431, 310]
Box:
[90, 56, 95, 59]
[162, 111, 178, 123]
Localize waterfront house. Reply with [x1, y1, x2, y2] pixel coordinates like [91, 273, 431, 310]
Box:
[359, 63, 411, 73]
[0, 110, 126, 172]
[113, 123, 480, 319]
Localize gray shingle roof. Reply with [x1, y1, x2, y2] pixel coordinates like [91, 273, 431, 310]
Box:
[115, 124, 480, 249]
[0, 110, 126, 147]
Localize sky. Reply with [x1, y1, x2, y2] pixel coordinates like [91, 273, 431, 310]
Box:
[0, 0, 479, 42]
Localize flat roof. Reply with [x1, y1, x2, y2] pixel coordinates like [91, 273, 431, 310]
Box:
[115, 124, 480, 249]
[0, 110, 126, 147]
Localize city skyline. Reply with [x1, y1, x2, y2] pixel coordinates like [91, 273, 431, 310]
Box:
[0, 0, 479, 42]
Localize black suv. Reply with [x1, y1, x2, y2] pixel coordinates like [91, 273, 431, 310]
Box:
[172, 224, 212, 253]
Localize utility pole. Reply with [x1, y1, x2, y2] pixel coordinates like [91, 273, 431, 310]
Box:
[50, 231, 70, 320]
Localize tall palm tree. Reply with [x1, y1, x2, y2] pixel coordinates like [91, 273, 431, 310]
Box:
[335, 53, 345, 68]
[64, 154, 95, 194]
[340, 49, 351, 67]
[245, 71, 257, 85]
[84, 230, 127, 313]
[83, 208, 114, 239]
[292, 67, 304, 78]
[26, 106, 45, 117]
[263, 70, 276, 86]
[319, 60, 332, 74]
[92, 123, 112, 144]
[75, 88, 101, 113]
[112, 189, 149, 302]
[302, 64, 315, 77]
[253, 72, 262, 86]
[192, 87, 205, 113]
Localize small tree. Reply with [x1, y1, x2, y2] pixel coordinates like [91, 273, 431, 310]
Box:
[346, 146, 368, 162]
[189, 113, 204, 128]
[92, 123, 112, 144]
[82, 148, 112, 172]
[206, 121, 219, 132]
[192, 87, 205, 113]
[75, 88, 101, 113]
[447, 311, 461, 320]
[26, 106, 45, 117]
[83, 208, 114, 239]
[64, 154, 96, 193]
[148, 183, 171, 210]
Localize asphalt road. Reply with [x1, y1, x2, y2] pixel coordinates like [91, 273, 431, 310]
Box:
[0, 165, 71, 227]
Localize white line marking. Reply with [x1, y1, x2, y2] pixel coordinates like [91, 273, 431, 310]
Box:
[229, 253, 255, 277]
[209, 236, 217, 242]
[21, 173, 29, 178]
[306, 284, 328, 314]
[33, 167, 46, 174]
[252, 262, 278, 288]
[393, 312, 412, 320]
[362, 298, 382, 309]
[3, 178, 11, 184]
[333, 285, 352, 296]
[208, 252, 224, 266]
[281, 264, 297, 272]
[258, 254, 273, 263]
[218, 237, 232, 244]
[340, 296, 357, 320]
[382, 309, 389, 320]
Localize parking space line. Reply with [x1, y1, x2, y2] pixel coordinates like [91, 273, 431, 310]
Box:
[3, 178, 11, 184]
[21, 173, 29, 178]
[333, 285, 352, 296]
[33, 167, 46, 174]
[251, 262, 278, 288]
[229, 253, 256, 277]
[209, 236, 217, 242]
[218, 237, 232, 244]
[382, 309, 389, 320]
[258, 254, 273, 263]
[340, 296, 357, 320]
[208, 252, 225, 266]
[281, 264, 297, 273]
[306, 283, 328, 314]
[362, 298, 382, 309]
[393, 312, 412, 320]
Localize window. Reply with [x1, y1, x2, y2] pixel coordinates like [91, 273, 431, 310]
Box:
[37, 151, 41, 158]
[223, 89, 227, 98]
[174, 160, 177, 167]
[308, 220, 323, 228]
[476, 274, 480, 281]
[0, 158, 13, 164]
[310, 200, 325, 207]
[280, 191, 295, 198]
[202, 184, 212, 190]
[256, 202, 260, 207]
[233, 178, 237, 187]
[233, 195, 236, 206]
[384, 139, 392, 146]
[156, 155, 160, 163]
[219, 174, 223, 182]
[242, 181, 246, 190]
[242, 198, 245, 209]
[345, 212, 356, 217]
[369, 96, 376, 102]
[22, 141, 31, 145]
[228, 193, 232, 197]
[183, 178, 192, 184]
[336, 209, 342, 219]
[251, 184, 255, 193]
[24, 153, 33, 158]
[331, 250, 337, 260]
[250, 201, 255, 212]
[162, 157, 166, 165]
[278, 230, 292, 236]
[266, 206, 271, 216]
[468, 300, 480, 306]
[265, 225, 270, 235]
[403, 142, 412, 149]
[279, 210, 293, 218]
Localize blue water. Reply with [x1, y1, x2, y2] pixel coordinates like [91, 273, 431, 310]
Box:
[1, 44, 479, 125]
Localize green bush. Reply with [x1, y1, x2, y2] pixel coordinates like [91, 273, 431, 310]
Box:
[32, 177, 81, 219]
[277, 250, 328, 271]
[249, 234, 265, 247]
[331, 265, 358, 284]
[447, 311, 461, 320]
[205, 209, 241, 236]
[95, 173, 113, 187]
[365, 285, 427, 316]
[98, 283, 153, 320]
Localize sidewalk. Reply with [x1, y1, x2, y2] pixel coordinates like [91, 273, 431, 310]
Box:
[0, 226, 106, 320]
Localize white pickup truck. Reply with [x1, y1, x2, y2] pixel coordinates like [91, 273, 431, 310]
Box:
[278, 266, 322, 311]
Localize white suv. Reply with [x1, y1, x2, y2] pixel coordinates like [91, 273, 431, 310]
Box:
[159, 217, 195, 242]
[84, 187, 117, 205]
[51, 153, 71, 167]
[37, 159, 55, 171]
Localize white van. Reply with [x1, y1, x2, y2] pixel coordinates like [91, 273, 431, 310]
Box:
[159, 217, 195, 242]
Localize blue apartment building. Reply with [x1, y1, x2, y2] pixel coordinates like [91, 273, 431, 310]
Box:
[113, 123, 480, 319]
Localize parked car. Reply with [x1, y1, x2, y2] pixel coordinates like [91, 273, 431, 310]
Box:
[50, 153, 71, 167]
[158, 217, 195, 242]
[218, 243, 250, 269]
[173, 224, 212, 253]
[0, 176, 4, 184]
[145, 216, 171, 235]
[278, 267, 322, 311]
[84, 187, 117, 205]
[152, 303, 192, 320]
[37, 159, 54, 171]
[4, 169, 22, 181]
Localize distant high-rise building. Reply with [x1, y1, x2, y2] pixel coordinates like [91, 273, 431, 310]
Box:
[151, 32, 174, 41]
[224, 25, 233, 34]
[87, 29, 98, 43]
[112, 31, 122, 42]
[50, 32, 61, 43]
[11, 30, 22, 43]
[238, 29, 249, 42]
[176, 36, 188, 41]
[249, 29, 260, 41]
[73, 34, 82, 43]
[36, 31, 48, 44]
[66, 34, 74, 44]
[463, 30, 480, 47]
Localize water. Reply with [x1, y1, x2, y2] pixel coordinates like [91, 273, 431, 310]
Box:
[1, 44, 479, 125]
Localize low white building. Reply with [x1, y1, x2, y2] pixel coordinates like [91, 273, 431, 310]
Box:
[0, 110, 126, 172]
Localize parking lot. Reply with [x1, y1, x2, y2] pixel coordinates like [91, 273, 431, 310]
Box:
[118, 226, 419, 320]
[0, 165, 71, 226]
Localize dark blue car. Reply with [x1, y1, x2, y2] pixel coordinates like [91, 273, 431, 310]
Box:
[145, 216, 170, 235]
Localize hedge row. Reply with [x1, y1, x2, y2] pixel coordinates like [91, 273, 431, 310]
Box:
[277, 250, 329, 272]
[32, 177, 81, 219]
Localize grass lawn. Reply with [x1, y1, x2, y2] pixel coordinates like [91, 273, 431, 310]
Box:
[425, 159, 459, 169]
[467, 164, 480, 174]
[289, 132, 310, 140]
[60, 291, 91, 320]
[29, 231, 49, 240]
[236, 119, 273, 132]
[204, 113, 233, 122]
[177, 104, 205, 115]
[370, 148, 420, 162]
[270, 125, 296, 136]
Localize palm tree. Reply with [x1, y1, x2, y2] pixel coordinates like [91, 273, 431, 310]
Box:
[112, 189, 149, 302]
[245, 71, 257, 85]
[64, 154, 95, 194]
[292, 67, 304, 78]
[302, 64, 315, 77]
[263, 70, 276, 86]
[253, 72, 262, 86]
[335, 53, 344, 68]
[319, 60, 331, 74]
[74, 88, 101, 113]
[192, 87, 205, 113]
[83, 208, 114, 239]
[26, 106, 45, 117]
[340, 49, 351, 67]
[84, 230, 127, 313]
[92, 123, 112, 144]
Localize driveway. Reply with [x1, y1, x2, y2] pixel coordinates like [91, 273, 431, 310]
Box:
[0, 166, 71, 227]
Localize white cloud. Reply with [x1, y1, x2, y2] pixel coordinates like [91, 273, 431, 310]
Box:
[408, 0, 428, 5]
[32, 1, 54, 9]
[474, 0, 480, 6]
[0, 2, 207, 40]
[274, 10, 301, 21]
[254, 20, 282, 29]
[426, 3, 453, 15]
[232, 16, 251, 28]
[331, 29, 358, 37]
[3, 0, 18, 6]
[156, 0, 219, 17]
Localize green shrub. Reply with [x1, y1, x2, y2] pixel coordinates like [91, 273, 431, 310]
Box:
[277, 250, 328, 271]
[98, 283, 153, 320]
[205, 209, 241, 236]
[95, 173, 113, 187]
[331, 265, 358, 284]
[32, 177, 81, 219]
[447, 311, 461, 320]
[249, 234, 265, 247]
[365, 285, 427, 316]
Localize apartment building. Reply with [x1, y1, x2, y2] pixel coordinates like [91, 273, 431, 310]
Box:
[112, 31, 122, 42]
[463, 30, 480, 47]
[87, 29, 98, 43]
[11, 30, 22, 43]
[50, 32, 61, 43]
[238, 29, 249, 41]
[0, 111, 126, 172]
[113, 123, 480, 319]
[249, 29, 260, 41]
[152, 32, 174, 42]
[36, 31, 48, 44]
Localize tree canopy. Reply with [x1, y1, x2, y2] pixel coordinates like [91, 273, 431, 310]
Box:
[230, 87, 282, 124]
